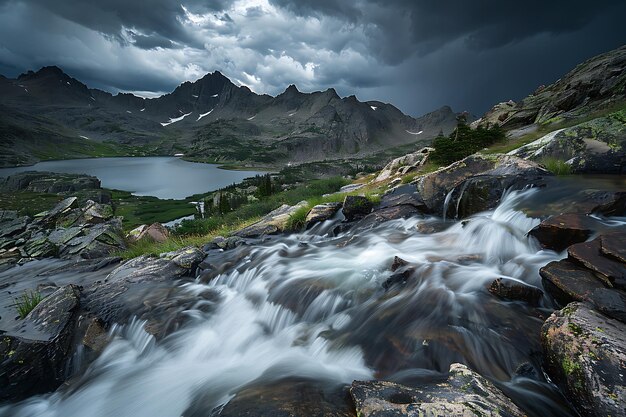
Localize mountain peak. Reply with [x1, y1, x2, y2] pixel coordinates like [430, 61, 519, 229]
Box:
[285, 84, 300, 94]
[18, 65, 67, 81]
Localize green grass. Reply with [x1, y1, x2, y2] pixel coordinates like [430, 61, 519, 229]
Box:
[15, 291, 43, 319]
[401, 171, 419, 184]
[540, 157, 573, 175]
[110, 190, 197, 229]
[0, 192, 63, 217]
[285, 205, 310, 231]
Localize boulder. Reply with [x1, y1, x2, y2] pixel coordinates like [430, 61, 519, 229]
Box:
[416, 154, 550, 216]
[0, 285, 80, 401]
[342, 196, 373, 221]
[81, 200, 114, 224]
[136, 222, 170, 243]
[350, 363, 525, 417]
[305, 202, 342, 228]
[542, 302, 626, 417]
[528, 213, 597, 252]
[190, 379, 355, 417]
[374, 148, 432, 183]
[487, 277, 543, 305]
[589, 191, 626, 217]
[235, 201, 308, 237]
[540, 260, 607, 305]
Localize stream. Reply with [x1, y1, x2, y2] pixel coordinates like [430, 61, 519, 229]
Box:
[2, 183, 625, 417]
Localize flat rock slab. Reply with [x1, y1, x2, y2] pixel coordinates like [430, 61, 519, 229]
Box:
[601, 233, 626, 263]
[529, 213, 599, 252]
[568, 237, 626, 289]
[350, 363, 525, 417]
[540, 259, 607, 306]
[542, 302, 626, 417]
[235, 202, 307, 237]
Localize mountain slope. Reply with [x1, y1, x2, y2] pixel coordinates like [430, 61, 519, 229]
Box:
[0, 68, 459, 167]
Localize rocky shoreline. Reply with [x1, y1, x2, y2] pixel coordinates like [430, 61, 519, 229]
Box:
[1, 151, 624, 416]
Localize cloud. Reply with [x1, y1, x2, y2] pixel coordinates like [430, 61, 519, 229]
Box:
[0, 0, 624, 116]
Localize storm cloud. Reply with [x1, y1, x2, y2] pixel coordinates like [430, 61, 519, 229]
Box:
[0, 0, 624, 115]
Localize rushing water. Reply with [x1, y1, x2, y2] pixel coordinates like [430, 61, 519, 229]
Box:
[0, 157, 265, 199]
[2, 186, 625, 417]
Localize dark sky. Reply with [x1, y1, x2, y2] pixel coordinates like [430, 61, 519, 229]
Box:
[0, 0, 624, 116]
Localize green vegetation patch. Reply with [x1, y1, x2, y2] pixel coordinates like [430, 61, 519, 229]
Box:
[15, 290, 43, 319]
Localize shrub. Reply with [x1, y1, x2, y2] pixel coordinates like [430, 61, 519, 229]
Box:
[285, 205, 311, 231]
[430, 123, 505, 165]
[15, 291, 43, 319]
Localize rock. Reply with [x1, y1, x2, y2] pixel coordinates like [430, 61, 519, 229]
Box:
[390, 256, 408, 272]
[601, 233, 626, 263]
[568, 237, 626, 289]
[23, 233, 58, 258]
[542, 302, 626, 417]
[136, 222, 170, 243]
[61, 220, 126, 259]
[416, 154, 550, 216]
[342, 196, 373, 221]
[160, 246, 204, 270]
[488, 277, 543, 305]
[235, 201, 308, 237]
[82, 318, 109, 352]
[350, 363, 525, 417]
[379, 184, 429, 212]
[587, 288, 626, 323]
[0, 215, 29, 238]
[374, 148, 432, 183]
[305, 202, 342, 228]
[127, 224, 147, 242]
[0, 172, 100, 193]
[589, 191, 626, 216]
[0, 285, 80, 401]
[81, 200, 114, 224]
[39, 197, 78, 224]
[508, 112, 626, 174]
[190, 379, 355, 417]
[528, 213, 597, 252]
[540, 260, 607, 305]
[83, 248, 201, 326]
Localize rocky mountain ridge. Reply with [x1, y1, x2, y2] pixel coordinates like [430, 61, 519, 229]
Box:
[0, 67, 459, 167]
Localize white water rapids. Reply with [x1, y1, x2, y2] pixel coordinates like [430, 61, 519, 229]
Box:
[3, 187, 623, 417]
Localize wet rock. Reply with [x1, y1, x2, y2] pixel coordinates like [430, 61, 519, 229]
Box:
[542, 302, 626, 417]
[305, 202, 342, 228]
[136, 222, 170, 243]
[528, 213, 597, 252]
[160, 246, 204, 270]
[81, 317, 109, 352]
[568, 237, 626, 289]
[589, 191, 626, 216]
[587, 288, 626, 323]
[601, 233, 626, 263]
[350, 363, 525, 417]
[0, 285, 80, 401]
[342, 196, 373, 221]
[358, 205, 422, 229]
[488, 277, 543, 305]
[390, 256, 408, 272]
[199, 379, 356, 417]
[416, 154, 550, 216]
[540, 260, 607, 305]
[83, 247, 201, 326]
[235, 201, 308, 237]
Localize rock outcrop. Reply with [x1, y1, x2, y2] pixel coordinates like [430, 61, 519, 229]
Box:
[234, 201, 308, 237]
[305, 202, 342, 228]
[0, 285, 81, 401]
[0, 197, 126, 269]
[542, 302, 626, 417]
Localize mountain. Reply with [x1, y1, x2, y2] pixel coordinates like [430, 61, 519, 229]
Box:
[0, 67, 459, 167]
[474, 45, 626, 131]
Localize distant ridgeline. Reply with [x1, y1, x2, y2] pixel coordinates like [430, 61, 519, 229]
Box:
[0, 66, 459, 168]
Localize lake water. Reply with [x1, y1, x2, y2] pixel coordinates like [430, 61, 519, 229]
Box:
[0, 157, 266, 199]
